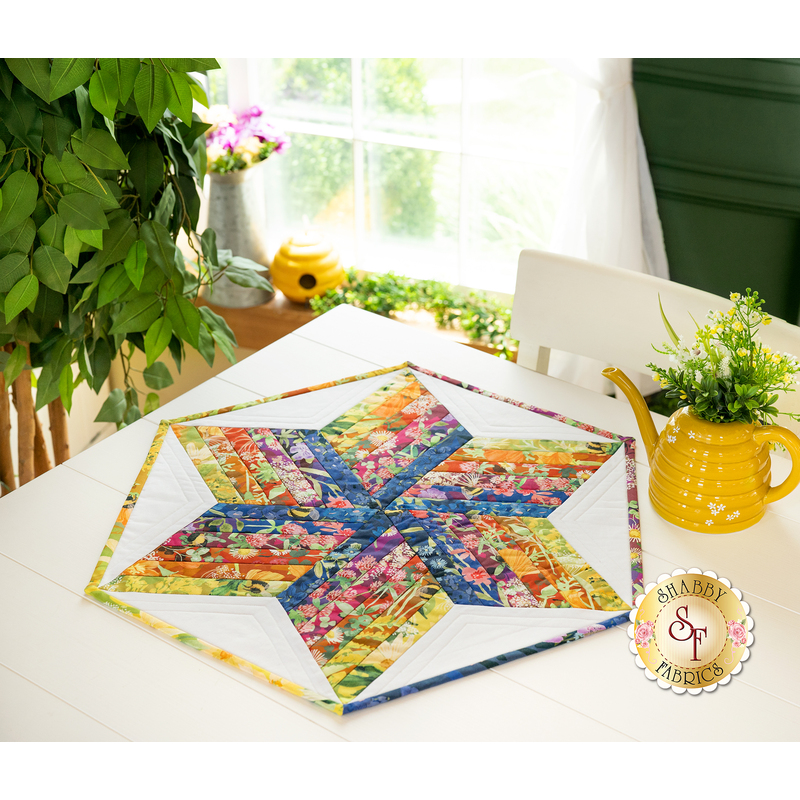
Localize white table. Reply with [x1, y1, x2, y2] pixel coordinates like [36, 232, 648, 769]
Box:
[2, 304, 798, 742]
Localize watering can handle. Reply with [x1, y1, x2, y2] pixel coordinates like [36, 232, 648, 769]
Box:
[753, 425, 800, 504]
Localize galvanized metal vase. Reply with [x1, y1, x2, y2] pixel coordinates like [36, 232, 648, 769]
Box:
[203, 162, 275, 308]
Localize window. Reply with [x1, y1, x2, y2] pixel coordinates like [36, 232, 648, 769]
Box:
[209, 58, 577, 295]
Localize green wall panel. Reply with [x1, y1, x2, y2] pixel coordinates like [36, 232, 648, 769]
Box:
[634, 58, 800, 323]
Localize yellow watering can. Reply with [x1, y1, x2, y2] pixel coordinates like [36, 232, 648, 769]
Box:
[603, 366, 800, 533]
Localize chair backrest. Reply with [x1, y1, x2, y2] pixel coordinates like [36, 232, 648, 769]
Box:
[510, 249, 800, 377]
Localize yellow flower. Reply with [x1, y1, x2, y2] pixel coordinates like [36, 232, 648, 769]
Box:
[652, 374, 659, 381]
[730, 292, 740, 301]
[728, 308, 736, 316]
[737, 348, 748, 357]
[763, 316, 772, 325]
[763, 346, 772, 353]
[733, 321, 744, 332]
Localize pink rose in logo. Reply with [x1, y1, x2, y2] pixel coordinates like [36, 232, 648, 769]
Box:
[727, 620, 747, 648]
[635, 619, 655, 649]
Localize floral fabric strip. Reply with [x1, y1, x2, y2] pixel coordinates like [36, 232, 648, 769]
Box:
[221, 427, 297, 505]
[172, 425, 243, 503]
[195, 426, 269, 504]
[249, 427, 323, 506]
[302, 431, 376, 507]
[273, 430, 354, 508]
[333, 589, 454, 703]
[320, 370, 420, 439]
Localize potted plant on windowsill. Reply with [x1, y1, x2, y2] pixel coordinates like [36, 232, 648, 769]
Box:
[0, 57, 269, 492]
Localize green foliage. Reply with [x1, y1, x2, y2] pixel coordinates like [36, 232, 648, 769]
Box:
[277, 59, 437, 236]
[309, 268, 517, 359]
[0, 57, 257, 428]
[647, 289, 800, 425]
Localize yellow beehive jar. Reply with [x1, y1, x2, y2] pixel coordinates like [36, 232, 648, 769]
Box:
[271, 231, 346, 304]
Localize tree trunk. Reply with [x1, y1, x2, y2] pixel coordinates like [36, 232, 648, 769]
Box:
[48, 397, 70, 465]
[12, 344, 35, 486]
[0, 371, 15, 495]
[33, 411, 53, 476]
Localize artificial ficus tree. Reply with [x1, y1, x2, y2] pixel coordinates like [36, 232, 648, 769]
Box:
[0, 58, 271, 492]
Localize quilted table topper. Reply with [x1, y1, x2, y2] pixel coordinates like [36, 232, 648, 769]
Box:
[86, 363, 643, 714]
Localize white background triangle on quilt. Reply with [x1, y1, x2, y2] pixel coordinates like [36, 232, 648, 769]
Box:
[181, 372, 398, 430]
[547, 447, 633, 607]
[103, 427, 216, 584]
[117, 594, 340, 701]
[412, 369, 615, 442]
[358, 604, 621, 700]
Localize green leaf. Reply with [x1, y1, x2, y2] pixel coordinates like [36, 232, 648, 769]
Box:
[140, 219, 177, 275]
[99, 58, 139, 104]
[123, 240, 147, 289]
[94, 387, 126, 423]
[34, 336, 72, 410]
[5, 58, 50, 101]
[225, 266, 273, 291]
[658, 294, 680, 348]
[144, 316, 172, 367]
[42, 152, 84, 185]
[62, 176, 119, 210]
[229, 255, 267, 271]
[32, 245, 71, 293]
[74, 84, 94, 137]
[153, 184, 175, 228]
[201, 228, 218, 266]
[211, 329, 236, 364]
[37, 214, 66, 250]
[166, 294, 201, 349]
[160, 59, 220, 72]
[89, 68, 119, 119]
[42, 111, 76, 155]
[199, 305, 238, 346]
[90, 338, 112, 389]
[75, 228, 104, 248]
[0, 170, 38, 237]
[57, 193, 108, 231]
[5, 274, 39, 321]
[93, 212, 137, 270]
[188, 79, 209, 108]
[97, 264, 132, 307]
[58, 362, 74, 413]
[129, 139, 163, 210]
[3, 344, 27, 385]
[30, 285, 63, 339]
[197, 323, 216, 367]
[0, 218, 36, 259]
[143, 361, 173, 390]
[144, 391, 160, 415]
[134, 61, 169, 132]
[0, 84, 42, 154]
[0, 253, 30, 292]
[164, 70, 193, 125]
[63, 226, 82, 266]
[48, 58, 94, 101]
[71, 128, 129, 170]
[108, 293, 161, 334]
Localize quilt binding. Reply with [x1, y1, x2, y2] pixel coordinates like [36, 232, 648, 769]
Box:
[85, 361, 643, 716]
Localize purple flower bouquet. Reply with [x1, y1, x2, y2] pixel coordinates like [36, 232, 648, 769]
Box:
[203, 104, 290, 175]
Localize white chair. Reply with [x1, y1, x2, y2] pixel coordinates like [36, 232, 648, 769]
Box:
[510, 248, 800, 380]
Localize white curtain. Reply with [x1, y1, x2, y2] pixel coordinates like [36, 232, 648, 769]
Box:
[546, 58, 669, 393]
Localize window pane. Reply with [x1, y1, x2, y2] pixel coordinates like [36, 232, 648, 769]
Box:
[207, 58, 228, 106]
[363, 58, 461, 143]
[363, 142, 459, 282]
[263, 133, 355, 265]
[466, 59, 576, 159]
[461, 155, 569, 294]
[258, 58, 352, 127]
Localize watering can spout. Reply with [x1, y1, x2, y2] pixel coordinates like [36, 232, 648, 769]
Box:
[602, 366, 658, 463]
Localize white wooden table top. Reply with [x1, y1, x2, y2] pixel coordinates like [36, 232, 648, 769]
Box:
[1, 304, 798, 742]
